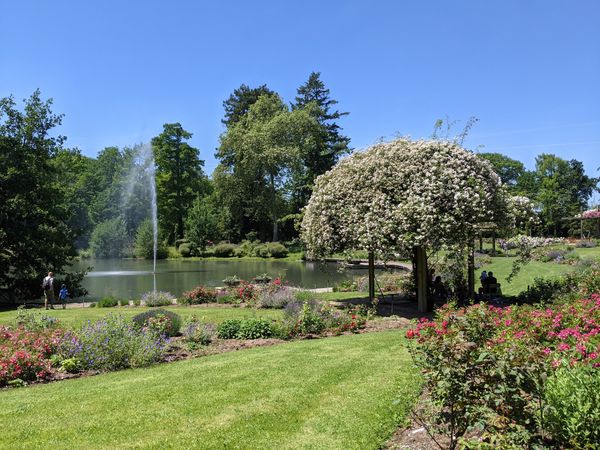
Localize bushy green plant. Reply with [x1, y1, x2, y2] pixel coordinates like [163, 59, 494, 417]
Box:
[60, 357, 81, 373]
[544, 364, 600, 448]
[119, 299, 130, 307]
[237, 318, 274, 339]
[90, 218, 128, 258]
[141, 291, 175, 307]
[252, 244, 270, 258]
[178, 243, 192, 257]
[134, 219, 168, 259]
[216, 319, 242, 339]
[222, 275, 241, 287]
[213, 243, 237, 257]
[284, 301, 326, 335]
[267, 243, 288, 258]
[14, 306, 59, 331]
[96, 296, 119, 308]
[131, 309, 181, 336]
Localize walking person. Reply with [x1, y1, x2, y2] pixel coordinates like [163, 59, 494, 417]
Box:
[58, 284, 69, 310]
[42, 272, 55, 310]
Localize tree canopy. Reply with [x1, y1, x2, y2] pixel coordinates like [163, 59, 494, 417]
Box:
[301, 139, 510, 260]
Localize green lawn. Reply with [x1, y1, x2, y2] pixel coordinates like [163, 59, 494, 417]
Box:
[476, 257, 576, 296]
[316, 291, 369, 301]
[0, 306, 282, 329]
[0, 330, 418, 450]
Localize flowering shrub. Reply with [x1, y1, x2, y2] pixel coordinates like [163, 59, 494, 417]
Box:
[61, 314, 169, 371]
[301, 138, 510, 260]
[0, 326, 63, 386]
[179, 286, 217, 305]
[181, 318, 215, 348]
[14, 307, 59, 331]
[141, 291, 175, 307]
[499, 234, 565, 252]
[406, 297, 600, 447]
[236, 281, 256, 302]
[581, 209, 600, 219]
[509, 195, 540, 230]
[131, 309, 181, 336]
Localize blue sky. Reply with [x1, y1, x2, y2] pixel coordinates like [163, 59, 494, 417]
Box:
[2, 1, 599, 183]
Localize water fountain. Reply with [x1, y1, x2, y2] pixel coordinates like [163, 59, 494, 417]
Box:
[122, 143, 158, 292]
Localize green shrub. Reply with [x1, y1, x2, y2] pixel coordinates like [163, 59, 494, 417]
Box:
[267, 243, 288, 258]
[216, 319, 242, 339]
[179, 243, 192, 257]
[60, 357, 81, 373]
[133, 299, 141, 306]
[175, 238, 190, 248]
[141, 291, 175, 307]
[253, 244, 269, 258]
[237, 318, 274, 339]
[545, 365, 600, 448]
[179, 286, 217, 305]
[90, 218, 128, 258]
[213, 243, 237, 257]
[134, 219, 168, 259]
[119, 299, 130, 307]
[131, 309, 181, 337]
[97, 296, 119, 308]
[216, 318, 274, 339]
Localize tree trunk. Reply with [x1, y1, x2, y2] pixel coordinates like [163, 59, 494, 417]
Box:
[368, 252, 375, 304]
[270, 173, 278, 242]
[468, 240, 475, 301]
[415, 246, 428, 312]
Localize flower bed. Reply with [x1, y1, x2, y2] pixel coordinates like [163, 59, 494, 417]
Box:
[0, 326, 64, 386]
[406, 296, 600, 448]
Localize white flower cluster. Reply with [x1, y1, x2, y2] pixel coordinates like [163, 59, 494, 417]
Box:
[301, 139, 510, 259]
[500, 235, 564, 251]
[509, 195, 540, 228]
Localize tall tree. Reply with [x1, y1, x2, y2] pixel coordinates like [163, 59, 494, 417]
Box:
[478, 152, 526, 190]
[291, 72, 350, 209]
[217, 94, 319, 241]
[534, 154, 597, 236]
[152, 123, 206, 243]
[0, 90, 77, 299]
[222, 84, 274, 128]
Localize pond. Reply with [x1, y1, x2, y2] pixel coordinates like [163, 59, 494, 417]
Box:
[73, 258, 367, 299]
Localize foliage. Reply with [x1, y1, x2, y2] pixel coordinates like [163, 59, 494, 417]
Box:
[478, 152, 527, 191]
[14, 306, 59, 331]
[89, 217, 128, 258]
[0, 90, 79, 300]
[179, 286, 217, 305]
[141, 291, 175, 307]
[236, 318, 275, 339]
[216, 93, 320, 241]
[119, 299, 130, 307]
[236, 282, 256, 302]
[289, 71, 351, 211]
[544, 364, 600, 448]
[134, 219, 168, 259]
[181, 317, 215, 348]
[178, 243, 192, 257]
[96, 296, 119, 308]
[213, 243, 238, 257]
[222, 274, 242, 286]
[131, 309, 181, 336]
[152, 123, 207, 243]
[254, 284, 295, 309]
[60, 314, 168, 370]
[301, 138, 510, 260]
[216, 319, 242, 339]
[184, 195, 227, 251]
[406, 296, 600, 448]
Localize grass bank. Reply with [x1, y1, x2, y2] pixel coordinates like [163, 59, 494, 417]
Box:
[0, 330, 418, 449]
[0, 306, 283, 329]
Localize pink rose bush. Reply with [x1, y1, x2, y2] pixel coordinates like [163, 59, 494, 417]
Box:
[406, 296, 600, 448]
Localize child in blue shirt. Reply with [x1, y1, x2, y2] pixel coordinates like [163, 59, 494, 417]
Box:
[58, 284, 69, 310]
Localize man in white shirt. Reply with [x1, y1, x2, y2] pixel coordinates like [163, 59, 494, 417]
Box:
[42, 271, 55, 310]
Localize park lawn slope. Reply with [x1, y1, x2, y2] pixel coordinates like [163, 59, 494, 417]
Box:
[0, 330, 417, 450]
[0, 306, 282, 329]
[476, 257, 576, 296]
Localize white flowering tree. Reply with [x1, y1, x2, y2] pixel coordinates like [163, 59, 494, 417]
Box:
[510, 195, 540, 232]
[301, 138, 511, 311]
